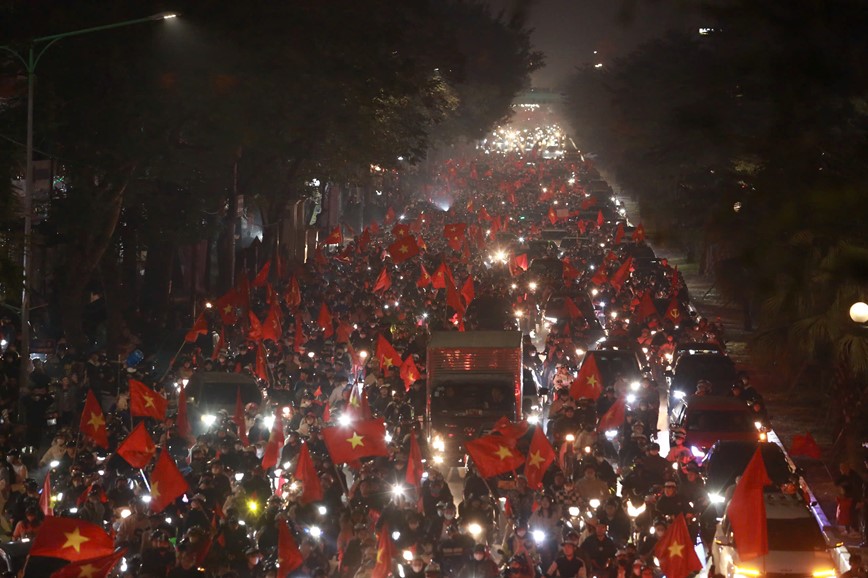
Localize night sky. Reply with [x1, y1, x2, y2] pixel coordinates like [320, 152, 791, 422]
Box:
[486, 0, 704, 88]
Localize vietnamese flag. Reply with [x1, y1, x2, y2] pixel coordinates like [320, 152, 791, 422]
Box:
[726, 447, 772, 561]
[597, 396, 627, 432]
[251, 261, 270, 287]
[322, 419, 390, 464]
[384, 207, 397, 225]
[116, 422, 156, 468]
[417, 264, 432, 288]
[261, 413, 285, 470]
[322, 226, 343, 245]
[317, 302, 334, 339]
[387, 236, 420, 264]
[376, 334, 402, 370]
[446, 280, 466, 316]
[465, 434, 525, 478]
[525, 426, 556, 489]
[149, 450, 189, 513]
[129, 379, 167, 421]
[460, 276, 475, 305]
[613, 222, 625, 245]
[590, 265, 609, 286]
[547, 206, 558, 225]
[392, 223, 411, 238]
[358, 227, 372, 252]
[492, 417, 529, 440]
[570, 355, 603, 400]
[577, 219, 587, 235]
[596, 210, 604, 226]
[372, 524, 393, 578]
[373, 268, 392, 293]
[478, 206, 492, 222]
[653, 514, 703, 578]
[638, 292, 659, 323]
[431, 262, 453, 290]
[233, 387, 249, 445]
[789, 432, 822, 460]
[564, 297, 583, 320]
[406, 432, 424, 490]
[49, 549, 126, 578]
[278, 519, 304, 573]
[295, 443, 323, 504]
[255, 341, 269, 382]
[80, 390, 109, 448]
[285, 276, 302, 310]
[40, 472, 52, 517]
[214, 289, 242, 325]
[632, 223, 646, 242]
[247, 310, 264, 341]
[336, 319, 354, 345]
[184, 312, 208, 343]
[399, 355, 420, 389]
[30, 517, 115, 562]
[261, 302, 283, 343]
[609, 256, 633, 292]
[444, 223, 467, 251]
[347, 382, 372, 420]
[563, 262, 581, 282]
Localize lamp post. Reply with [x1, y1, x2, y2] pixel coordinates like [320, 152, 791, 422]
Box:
[0, 12, 176, 390]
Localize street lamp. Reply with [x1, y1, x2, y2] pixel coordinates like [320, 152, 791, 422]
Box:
[0, 12, 177, 388]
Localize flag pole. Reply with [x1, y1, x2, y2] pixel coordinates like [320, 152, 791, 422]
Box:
[140, 468, 151, 493]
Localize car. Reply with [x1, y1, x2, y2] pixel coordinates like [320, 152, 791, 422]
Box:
[541, 145, 564, 160]
[465, 295, 518, 331]
[581, 347, 645, 390]
[702, 440, 795, 506]
[185, 372, 264, 433]
[711, 492, 840, 578]
[669, 395, 764, 459]
[526, 257, 564, 288]
[672, 342, 725, 365]
[667, 352, 738, 403]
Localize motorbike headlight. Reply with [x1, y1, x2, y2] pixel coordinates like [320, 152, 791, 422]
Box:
[630, 381, 640, 391]
[49, 460, 60, 468]
[568, 506, 580, 517]
[467, 523, 482, 537]
[708, 493, 725, 505]
[69, 507, 78, 514]
[318, 505, 328, 515]
[565, 433, 576, 442]
[604, 429, 618, 441]
[589, 499, 600, 509]
[432, 436, 445, 452]
[309, 526, 322, 538]
[263, 415, 275, 430]
[120, 508, 131, 519]
[673, 390, 686, 400]
[532, 530, 546, 544]
[627, 502, 646, 517]
[691, 446, 706, 458]
[527, 415, 539, 425]
[201, 414, 217, 426]
[403, 550, 414, 562]
[338, 413, 352, 426]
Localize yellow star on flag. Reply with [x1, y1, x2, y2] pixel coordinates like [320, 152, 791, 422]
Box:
[77, 563, 100, 578]
[87, 412, 105, 431]
[667, 540, 684, 558]
[150, 481, 161, 500]
[406, 371, 417, 381]
[399, 245, 409, 254]
[62, 527, 91, 553]
[347, 432, 365, 448]
[382, 356, 395, 368]
[223, 305, 233, 314]
[376, 546, 386, 563]
[143, 394, 156, 409]
[527, 450, 546, 469]
[494, 445, 513, 460]
[586, 375, 598, 387]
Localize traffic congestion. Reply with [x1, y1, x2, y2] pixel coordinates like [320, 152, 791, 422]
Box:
[3, 120, 854, 578]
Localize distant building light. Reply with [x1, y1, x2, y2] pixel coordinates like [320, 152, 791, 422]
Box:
[699, 27, 715, 35]
[594, 63, 603, 69]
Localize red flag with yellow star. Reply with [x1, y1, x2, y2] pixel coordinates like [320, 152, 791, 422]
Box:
[375, 334, 402, 371]
[285, 276, 302, 310]
[372, 523, 394, 578]
[373, 267, 392, 293]
[129, 379, 167, 421]
[116, 422, 156, 469]
[392, 223, 411, 238]
[322, 419, 390, 464]
[184, 312, 208, 343]
[406, 432, 424, 490]
[261, 301, 283, 343]
[295, 442, 323, 505]
[317, 302, 334, 339]
[597, 396, 627, 433]
[399, 355, 420, 390]
[460, 275, 475, 305]
[609, 256, 633, 292]
[251, 261, 271, 287]
[465, 434, 525, 478]
[49, 549, 126, 578]
[214, 288, 242, 325]
[444, 223, 466, 251]
[29, 517, 115, 562]
[322, 226, 343, 245]
[726, 447, 772, 561]
[417, 264, 432, 288]
[387, 235, 420, 264]
[632, 223, 645, 242]
[653, 514, 703, 578]
[79, 389, 108, 448]
[525, 426, 556, 489]
[278, 519, 304, 573]
[613, 222, 625, 245]
[431, 262, 454, 290]
[261, 414, 285, 470]
[570, 355, 603, 400]
[149, 450, 189, 513]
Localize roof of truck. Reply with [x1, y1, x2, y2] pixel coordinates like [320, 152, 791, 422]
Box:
[428, 330, 522, 349]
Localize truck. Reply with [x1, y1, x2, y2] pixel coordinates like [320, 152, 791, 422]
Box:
[426, 330, 523, 466]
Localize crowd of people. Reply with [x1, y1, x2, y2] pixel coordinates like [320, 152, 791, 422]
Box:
[0, 126, 833, 578]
